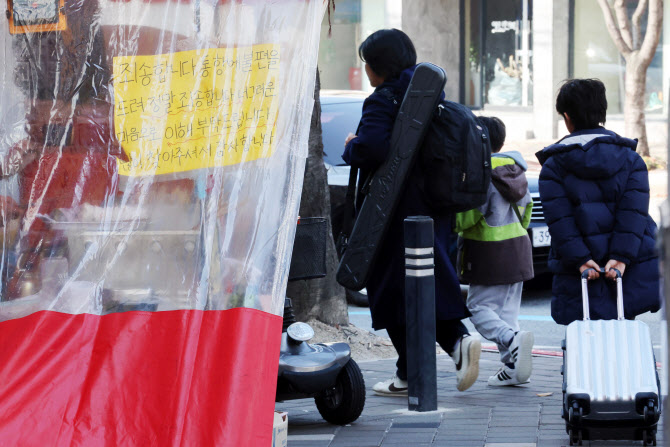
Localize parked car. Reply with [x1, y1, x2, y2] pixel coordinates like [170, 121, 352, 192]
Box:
[321, 90, 370, 307]
[526, 173, 550, 275]
[321, 90, 368, 241]
[320, 90, 549, 306]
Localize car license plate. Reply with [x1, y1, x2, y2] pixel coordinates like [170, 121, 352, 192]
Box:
[532, 226, 551, 247]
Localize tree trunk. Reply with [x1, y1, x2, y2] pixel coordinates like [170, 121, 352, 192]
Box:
[286, 69, 349, 326]
[624, 55, 650, 157]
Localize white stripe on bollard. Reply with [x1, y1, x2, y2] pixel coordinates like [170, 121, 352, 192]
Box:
[405, 269, 434, 277]
[405, 247, 433, 256]
[405, 258, 434, 266]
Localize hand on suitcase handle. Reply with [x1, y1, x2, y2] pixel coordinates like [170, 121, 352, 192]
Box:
[579, 260, 601, 280]
[581, 267, 621, 280]
[604, 259, 626, 279]
[580, 268, 624, 321]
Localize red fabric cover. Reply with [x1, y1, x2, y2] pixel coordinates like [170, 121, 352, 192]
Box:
[0, 307, 282, 446]
[109, 0, 229, 3]
[74, 104, 128, 162]
[19, 149, 116, 213]
[108, 0, 300, 3]
[16, 148, 117, 249]
[18, 100, 120, 218]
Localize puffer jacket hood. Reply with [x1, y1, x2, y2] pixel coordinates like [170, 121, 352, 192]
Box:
[536, 128, 638, 179]
[491, 152, 528, 204]
[494, 150, 527, 170]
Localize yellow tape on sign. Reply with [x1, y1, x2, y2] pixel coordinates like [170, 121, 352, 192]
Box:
[113, 44, 279, 176]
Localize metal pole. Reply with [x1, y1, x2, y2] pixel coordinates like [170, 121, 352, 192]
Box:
[663, 83, 670, 444]
[521, 0, 529, 107]
[404, 216, 437, 412]
[194, 0, 201, 33]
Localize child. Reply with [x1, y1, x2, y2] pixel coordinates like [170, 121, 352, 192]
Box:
[537, 79, 660, 324]
[454, 116, 535, 386]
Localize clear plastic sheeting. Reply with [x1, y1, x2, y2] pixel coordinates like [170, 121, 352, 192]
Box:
[0, 0, 326, 320]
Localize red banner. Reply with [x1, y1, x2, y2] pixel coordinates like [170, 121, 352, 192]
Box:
[0, 308, 282, 446]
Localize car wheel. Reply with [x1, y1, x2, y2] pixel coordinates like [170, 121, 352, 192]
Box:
[346, 288, 368, 307]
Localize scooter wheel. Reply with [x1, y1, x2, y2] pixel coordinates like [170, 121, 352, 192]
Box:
[315, 359, 365, 425]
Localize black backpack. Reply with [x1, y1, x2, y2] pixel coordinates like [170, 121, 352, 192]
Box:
[419, 101, 492, 214]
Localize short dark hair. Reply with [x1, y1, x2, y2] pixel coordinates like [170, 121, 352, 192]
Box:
[556, 79, 607, 130]
[477, 116, 506, 153]
[358, 29, 417, 80]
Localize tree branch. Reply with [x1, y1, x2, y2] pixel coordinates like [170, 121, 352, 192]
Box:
[631, 0, 649, 50]
[597, 0, 632, 57]
[638, 0, 663, 68]
[613, 0, 634, 49]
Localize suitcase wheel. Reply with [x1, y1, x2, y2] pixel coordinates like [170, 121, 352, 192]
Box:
[568, 403, 583, 425]
[569, 429, 583, 446]
[643, 402, 658, 424]
[642, 429, 656, 446]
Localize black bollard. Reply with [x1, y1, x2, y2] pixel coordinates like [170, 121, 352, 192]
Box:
[404, 216, 437, 412]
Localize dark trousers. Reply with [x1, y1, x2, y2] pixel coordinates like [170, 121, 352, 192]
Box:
[386, 319, 469, 381]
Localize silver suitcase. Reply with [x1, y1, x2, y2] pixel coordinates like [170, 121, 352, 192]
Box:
[562, 269, 660, 446]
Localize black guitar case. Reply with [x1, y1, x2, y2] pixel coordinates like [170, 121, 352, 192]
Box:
[336, 63, 447, 291]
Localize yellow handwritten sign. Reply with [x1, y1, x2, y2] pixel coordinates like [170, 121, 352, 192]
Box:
[113, 44, 279, 176]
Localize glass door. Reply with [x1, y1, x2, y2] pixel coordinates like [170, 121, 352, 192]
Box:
[464, 0, 532, 108]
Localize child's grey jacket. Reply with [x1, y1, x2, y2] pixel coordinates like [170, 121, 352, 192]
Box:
[454, 151, 534, 285]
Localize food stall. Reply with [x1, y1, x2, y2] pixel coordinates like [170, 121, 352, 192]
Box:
[0, 0, 326, 444]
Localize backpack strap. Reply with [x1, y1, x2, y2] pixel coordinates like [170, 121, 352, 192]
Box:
[512, 202, 523, 223]
[492, 181, 524, 224]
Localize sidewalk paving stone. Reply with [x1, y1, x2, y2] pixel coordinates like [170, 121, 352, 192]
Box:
[278, 352, 663, 446]
[484, 444, 538, 447]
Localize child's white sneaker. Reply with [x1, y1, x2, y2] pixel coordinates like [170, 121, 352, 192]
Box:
[508, 330, 534, 383]
[450, 334, 481, 391]
[372, 374, 408, 396]
[488, 365, 530, 386]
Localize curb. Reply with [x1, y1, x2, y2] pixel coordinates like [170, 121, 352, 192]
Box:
[481, 344, 563, 358]
[482, 344, 662, 368]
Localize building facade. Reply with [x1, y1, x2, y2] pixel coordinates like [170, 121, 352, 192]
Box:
[318, 0, 401, 92]
[319, 0, 669, 144]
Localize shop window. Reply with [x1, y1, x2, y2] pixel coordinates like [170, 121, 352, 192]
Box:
[464, 0, 533, 108]
[318, 0, 362, 91]
[572, 0, 663, 114]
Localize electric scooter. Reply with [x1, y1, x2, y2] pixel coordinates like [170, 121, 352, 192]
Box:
[276, 218, 365, 425]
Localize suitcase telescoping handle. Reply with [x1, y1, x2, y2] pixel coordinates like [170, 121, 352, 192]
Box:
[580, 268, 623, 321]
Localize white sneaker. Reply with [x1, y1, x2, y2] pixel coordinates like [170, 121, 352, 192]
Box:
[373, 374, 408, 396]
[508, 331, 534, 383]
[450, 335, 481, 391]
[488, 365, 530, 386]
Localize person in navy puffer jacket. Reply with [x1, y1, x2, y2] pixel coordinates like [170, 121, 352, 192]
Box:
[536, 78, 660, 325]
[342, 29, 480, 396]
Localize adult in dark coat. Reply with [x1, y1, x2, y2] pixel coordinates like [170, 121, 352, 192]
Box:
[342, 29, 480, 395]
[536, 79, 660, 325]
